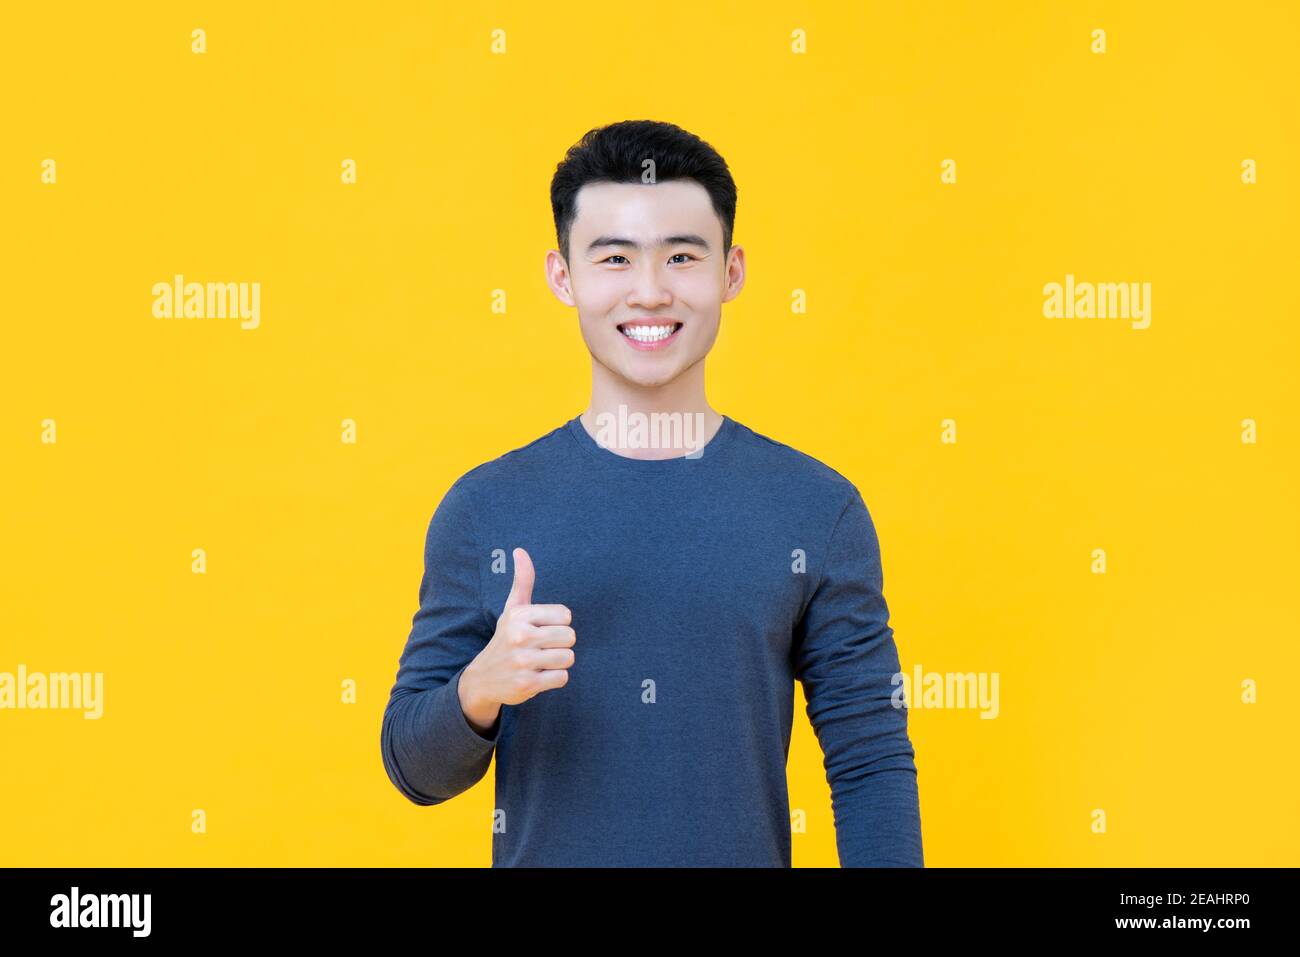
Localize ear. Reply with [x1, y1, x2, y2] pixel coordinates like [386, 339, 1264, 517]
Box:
[721, 245, 746, 304]
[544, 249, 576, 307]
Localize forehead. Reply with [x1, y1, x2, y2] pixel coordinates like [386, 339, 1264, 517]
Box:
[571, 180, 717, 241]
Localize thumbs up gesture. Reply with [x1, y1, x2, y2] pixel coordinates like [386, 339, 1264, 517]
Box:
[459, 548, 576, 732]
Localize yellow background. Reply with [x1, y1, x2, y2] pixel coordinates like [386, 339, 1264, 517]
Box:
[2, 1, 1296, 866]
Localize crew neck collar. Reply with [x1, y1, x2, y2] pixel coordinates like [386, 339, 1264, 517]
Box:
[565, 412, 737, 469]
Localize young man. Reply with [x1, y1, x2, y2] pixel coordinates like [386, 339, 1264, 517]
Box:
[381, 119, 923, 867]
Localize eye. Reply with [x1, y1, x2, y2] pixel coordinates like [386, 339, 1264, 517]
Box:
[601, 255, 629, 264]
[669, 253, 696, 264]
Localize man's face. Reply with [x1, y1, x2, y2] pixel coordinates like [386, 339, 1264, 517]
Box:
[546, 179, 744, 390]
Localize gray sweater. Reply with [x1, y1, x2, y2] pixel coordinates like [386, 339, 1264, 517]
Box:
[381, 414, 923, 866]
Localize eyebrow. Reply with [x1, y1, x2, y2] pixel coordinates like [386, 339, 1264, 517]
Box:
[585, 234, 712, 256]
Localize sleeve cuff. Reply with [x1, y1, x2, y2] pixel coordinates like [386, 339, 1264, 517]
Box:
[445, 665, 501, 748]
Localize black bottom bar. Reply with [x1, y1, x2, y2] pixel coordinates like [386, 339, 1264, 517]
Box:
[0, 867, 1289, 942]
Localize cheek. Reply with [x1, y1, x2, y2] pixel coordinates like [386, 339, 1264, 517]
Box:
[575, 272, 625, 309]
[673, 271, 722, 305]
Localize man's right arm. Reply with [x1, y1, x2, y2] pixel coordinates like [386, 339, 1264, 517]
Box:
[380, 478, 499, 806]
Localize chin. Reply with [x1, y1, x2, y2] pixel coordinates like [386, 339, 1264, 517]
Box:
[620, 372, 674, 388]
[618, 364, 682, 389]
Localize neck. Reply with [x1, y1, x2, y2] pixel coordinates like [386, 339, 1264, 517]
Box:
[580, 357, 722, 460]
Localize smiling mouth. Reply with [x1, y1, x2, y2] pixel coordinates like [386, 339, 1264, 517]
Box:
[617, 322, 683, 344]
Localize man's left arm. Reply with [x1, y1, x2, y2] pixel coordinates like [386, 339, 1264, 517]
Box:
[792, 486, 924, 867]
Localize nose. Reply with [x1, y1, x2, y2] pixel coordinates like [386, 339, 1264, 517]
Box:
[625, 262, 673, 310]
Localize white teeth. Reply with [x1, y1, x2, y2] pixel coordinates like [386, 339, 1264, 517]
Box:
[622, 324, 677, 342]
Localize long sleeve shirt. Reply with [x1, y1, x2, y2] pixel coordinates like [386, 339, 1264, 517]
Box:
[380, 413, 924, 866]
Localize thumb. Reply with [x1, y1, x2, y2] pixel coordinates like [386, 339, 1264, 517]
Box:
[503, 546, 535, 612]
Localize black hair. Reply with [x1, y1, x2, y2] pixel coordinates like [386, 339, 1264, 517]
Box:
[550, 119, 737, 264]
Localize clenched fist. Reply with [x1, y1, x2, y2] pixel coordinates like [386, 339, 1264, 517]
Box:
[458, 547, 576, 735]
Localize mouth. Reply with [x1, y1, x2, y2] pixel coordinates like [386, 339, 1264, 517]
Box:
[616, 321, 684, 351]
